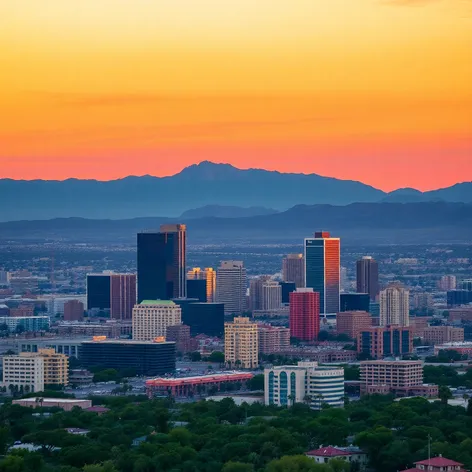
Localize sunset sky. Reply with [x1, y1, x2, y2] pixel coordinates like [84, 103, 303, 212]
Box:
[1, 0, 471, 191]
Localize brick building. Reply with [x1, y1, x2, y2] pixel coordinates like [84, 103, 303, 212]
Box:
[336, 311, 372, 340]
[422, 326, 464, 345]
[358, 326, 413, 359]
[63, 300, 84, 321]
[258, 324, 290, 354]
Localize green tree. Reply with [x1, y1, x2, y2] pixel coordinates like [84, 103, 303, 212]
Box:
[208, 351, 225, 363]
[222, 462, 255, 472]
[190, 351, 202, 362]
[438, 386, 453, 404]
[265, 455, 328, 471]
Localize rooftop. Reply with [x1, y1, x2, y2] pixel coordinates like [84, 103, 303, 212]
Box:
[306, 446, 350, 457]
[139, 300, 176, 306]
[16, 398, 90, 404]
[146, 372, 253, 386]
[416, 456, 464, 467]
[82, 339, 175, 345]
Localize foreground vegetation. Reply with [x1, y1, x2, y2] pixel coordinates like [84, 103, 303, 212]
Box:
[0, 394, 472, 472]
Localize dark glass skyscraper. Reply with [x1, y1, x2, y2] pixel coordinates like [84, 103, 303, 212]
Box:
[87, 274, 111, 311]
[304, 231, 340, 314]
[137, 224, 186, 303]
[356, 256, 379, 301]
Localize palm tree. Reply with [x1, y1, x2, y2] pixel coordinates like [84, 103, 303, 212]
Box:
[288, 394, 296, 406]
[303, 395, 312, 406]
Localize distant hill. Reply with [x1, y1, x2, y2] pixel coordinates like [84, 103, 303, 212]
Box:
[0, 161, 470, 221]
[1, 202, 470, 244]
[181, 205, 278, 219]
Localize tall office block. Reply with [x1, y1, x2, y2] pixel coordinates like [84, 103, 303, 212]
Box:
[87, 273, 112, 311]
[447, 290, 472, 308]
[137, 224, 186, 303]
[305, 232, 340, 314]
[132, 300, 182, 341]
[282, 254, 305, 288]
[187, 267, 216, 302]
[216, 261, 247, 315]
[184, 302, 225, 337]
[340, 293, 370, 312]
[356, 256, 379, 301]
[280, 282, 296, 305]
[186, 279, 207, 302]
[249, 275, 271, 311]
[380, 283, 410, 327]
[224, 317, 258, 369]
[261, 281, 282, 311]
[289, 288, 320, 342]
[110, 274, 136, 320]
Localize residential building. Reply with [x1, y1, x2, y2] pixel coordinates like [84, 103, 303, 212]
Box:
[181, 302, 224, 337]
[356, 256, 379, 301]
[187, 267, 216, 302]
[132, 300, 181, 341]
[79, 339, 176, 376]
[282, 254, 305, 288]
[422, 326, 464, 345]
[357, 326, 413, 359]
[249, 275, 271, 311]
[400, 455, 468, 472]
[10, 305, 34, 317]
[265, 361, 344, 410]
[438, 275, 457, 291]
[261, 281, 282, 311]
[258, 324, 290, 354]
[137, 224, 186, 303]
[306, 446, 367, 470]
[289, 288, 320, 342]
[305, 231, 340, 314]
[63, 300, 84, 321]
[380, 283, 410, 327]
[280, 282, 296, 305]
[216, 261, 247, 315]
[2, 354, 44, 393]
[38, 348, 69, 386]
[224, 317, 258, 369]
[340, 293, 370, 313]
[0, 316, 50, 333]
[449, 307, 472, 323]
[165, 324, 193, 353]
[336, 311, 372, 340]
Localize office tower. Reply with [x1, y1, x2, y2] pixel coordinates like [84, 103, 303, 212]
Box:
[438, 275, 456, 291]
[280, 282, 296, 304]
[261, 281, 282, 311]
[87, 273, 112, 311]
[340, 266, 348, 292]
[336, 311, 372, 340]
[305, 231, 340, 314]
[137, 224, 186, 303]
[340, 293, 370, 312]
[249, 275, 271, 311]
[183, 302, 225, 337]
[461, 279, 472, 291]
[447, 290, 472, 308]
[379, 283, 410, 327]
[357, 326, 412, 359]
[224, 317, 258, 369]
[356, 256, 379, 301]
[187, 267, 216, 302]
[216, 261, 247, 315]
[282, 254, 305, 288]
[63, 300, 84, 321]
[132, 300, 181, 341]
[265, 361, 344, 410]
[186, 279, 207, 302]
[110, 274, 136, 320]
[258, 324, 290, 354]
[289, 288, 320, 342]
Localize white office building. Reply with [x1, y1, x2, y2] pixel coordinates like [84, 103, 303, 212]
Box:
[216, 261, 247, 315]
[132, 300, 181, 341]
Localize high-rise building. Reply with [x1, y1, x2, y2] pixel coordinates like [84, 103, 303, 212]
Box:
[282, 254, 305, 288]
[87, 273, 112, 311]
[280, 282, 296, 305]
[340, 293, 370, 312]
[63, 300, 84, 321]
[265, 361, 344, 410]
[258, 324, 290, 354]
[357, 326, 412, 359]
[356, 256, 379, 301]
[132, 300, 182, 341]
[249, 275, 271, 311]
[186, 279, 207, 302]
[187, 267, 216, 302]
[183, 302, 225, 337]
[165, 324, 192, 353]
[224, 317, 258, 369]
[261, 281, 282, 311]
[438, 275, 456, 291]
[380, 283, 410, 327]
[305, 231, 340, 314]
[289, 288, 320, 342]
[216, 261, 247, 315]
[137, 224, 186, 303]
[336, 311, 372, 340]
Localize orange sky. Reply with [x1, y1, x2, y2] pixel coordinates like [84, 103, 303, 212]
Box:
[1, 0, 471, 191]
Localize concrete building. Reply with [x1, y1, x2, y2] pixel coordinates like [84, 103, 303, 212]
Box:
[0, 316, 50, 333]
[224, 317, 258, 369]
[358, 326, 413, 359]
[216, 261, 247, 315]
[360, 360, 438, 398]
[110, 273, 136, 320]
[289, 288, 320, 342]
[261, 281, 282, 311]
[13, 398, 92, 411]
[282, 254, 305, 288]
[38, 348, 69, 386]
[187, 267, 216, 303]
[438, 275, 457, 291]
[132, 300, 181, 341]
[249, 275, 271, 311]
[18, 338, 86, 359]
[433, 342, 472, 358]
[53, 296, 87, 316]
[165, 324, 192, 353]
[265, 361, 344, 410]
[449, 307, 472, 323]
[3, 354, 45, 393]
[413, 292, 433, 313]
[63, 300, 84, 321]
[380, 283, 410, 327]
[400, 456, 468, 472]
[422, 326, 464, 345]
[356, 256, 379, 301]
[336, 311, 372, 340]
[306, 446, 368, 470]
[258, 324, 290, 354]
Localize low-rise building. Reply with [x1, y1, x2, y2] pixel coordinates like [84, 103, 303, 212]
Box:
[0, 316, 50, 333]
[336, 311, 372, 340]
[69, 369, 93, 386]
[358, 326, 412, 359]
[400, 455, 468, 472]
[13, 398, 92, 411]
[434, 342, 472, 358]
[422, 326, 464, 345]
[306, 446, 368, 470]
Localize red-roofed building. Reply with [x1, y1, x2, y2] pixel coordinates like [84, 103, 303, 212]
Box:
[306, 446, 368, 469]
[400, 455, 468, 472]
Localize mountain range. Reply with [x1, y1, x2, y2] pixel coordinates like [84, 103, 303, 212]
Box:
[0, 161, 471, 221]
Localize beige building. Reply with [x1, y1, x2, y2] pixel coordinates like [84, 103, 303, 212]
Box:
[187, 267, 216, 302]
[422, 326, 464, 345]
[282, 254, 305, 288]
[132, 300, 181, 341]
[39, 349, 69, 386]
[380, 283, 410, 327]
[261, 281, 282, 311]
[224, 317, 258, 369]
[216, 261, 247, 315]
[258, 324, 290, 354]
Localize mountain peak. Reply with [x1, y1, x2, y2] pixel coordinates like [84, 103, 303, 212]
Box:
[176, 161, 239, 179]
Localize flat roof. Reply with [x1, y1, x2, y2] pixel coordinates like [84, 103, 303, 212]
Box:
[81, 339, 175, 345]
[16, 398, 90, 403]
[139, 300, 176, 306]
[146, 372, 253, 386]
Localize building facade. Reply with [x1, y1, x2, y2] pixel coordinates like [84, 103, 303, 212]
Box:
[289, 288, 320, 342]
[358, 326, 413, 359]
[187, 267, 216, 302]
[137, 224, 186, 303]
[261, 281, 282, 311]
[132, 300, 182, 341]
[63, 300, 84, 321]
[282, 254, 305, 288]
[181, 302, 224, 337]
[422, 326, 464, 345]
[400, 456, 468, 472]
[305, 232, 340, 314]
[438, 275, 457, 291]
[249, 275, 271, 311]
[380, 284, 410, 327]
[356, 256, 379, 301]
[0, 316, 50, 333]
[216, 261, 247, 315]
[340, 293, 370, 313]
[2, 355, 44, 393]
[86, 273, 112, 311]
[110, 273, 136, 320]
[224, 317, 258, 369]
[265, 361, 344, 410]
[186, 279, 207, 302]
[258, 324, 290, 354]
[336, 311, 372, 340]
[165, 324, 192, 353]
